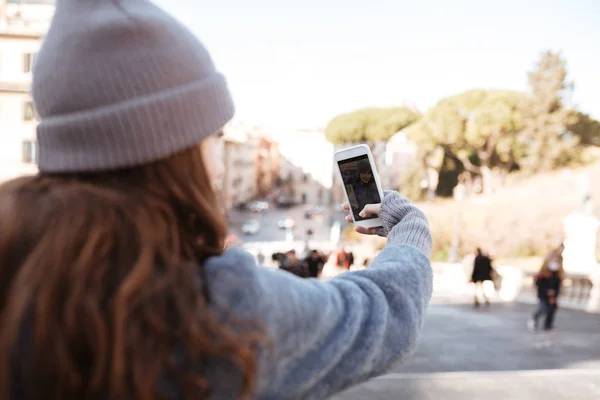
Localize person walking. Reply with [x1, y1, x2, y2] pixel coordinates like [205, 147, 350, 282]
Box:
[0, 1, 433, 399]
[528, 245, 565, 332]
[471, 248, 494, 307]
[335, 248, 351, 270]
[280, 250, 310, 278]
[304, 250, 324, 278]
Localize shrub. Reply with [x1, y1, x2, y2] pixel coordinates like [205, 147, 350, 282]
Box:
[422, 161, 600, 260]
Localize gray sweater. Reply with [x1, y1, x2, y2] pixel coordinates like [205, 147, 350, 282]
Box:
[204, 191, 433, 399]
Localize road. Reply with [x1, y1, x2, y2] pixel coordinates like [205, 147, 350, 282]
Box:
[334, 302, 600, 400]
[227, 203, 347, 244]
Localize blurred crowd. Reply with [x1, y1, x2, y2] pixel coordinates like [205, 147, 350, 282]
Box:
[266, 247, 369, 278]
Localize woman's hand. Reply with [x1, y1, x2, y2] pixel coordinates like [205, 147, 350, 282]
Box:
[341, 202, 381, 235]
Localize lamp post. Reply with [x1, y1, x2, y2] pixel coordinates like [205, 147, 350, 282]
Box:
[449, 182, 465, 263]
[304, 228, 314, 255]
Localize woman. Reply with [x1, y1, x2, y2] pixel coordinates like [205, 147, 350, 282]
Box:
[528, 245, 565, 332]
[471, 248, 494, 307]
[304, 250, 325, 278]
[0, 1, 433, 399]
[351, 160, 380, 210]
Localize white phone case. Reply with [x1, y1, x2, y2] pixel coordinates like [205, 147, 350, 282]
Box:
[334, 144, 384, 229]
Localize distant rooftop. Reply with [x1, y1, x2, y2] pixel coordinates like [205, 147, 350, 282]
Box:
[6, 1, 54, 4]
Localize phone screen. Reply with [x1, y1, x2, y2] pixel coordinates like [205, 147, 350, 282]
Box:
[338, 155, 382, 221]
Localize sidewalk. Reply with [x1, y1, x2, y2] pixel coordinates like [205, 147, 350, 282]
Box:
[334, 302, 600, 400]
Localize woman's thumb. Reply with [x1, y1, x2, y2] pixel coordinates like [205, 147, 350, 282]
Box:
[359, 204, 380, 218]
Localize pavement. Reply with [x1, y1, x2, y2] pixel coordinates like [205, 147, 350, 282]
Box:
[334, 302, 600, 400]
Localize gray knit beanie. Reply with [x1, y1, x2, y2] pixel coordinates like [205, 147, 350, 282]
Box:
[32, 0, 234, 173]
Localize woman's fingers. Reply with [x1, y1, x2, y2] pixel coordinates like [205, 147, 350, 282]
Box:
[355, 226, 377, 235]
[345, 214, 353, 223]
[341, 202, 350, 211]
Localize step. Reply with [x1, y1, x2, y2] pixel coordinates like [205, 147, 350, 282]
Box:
[335, 369, 600, 400]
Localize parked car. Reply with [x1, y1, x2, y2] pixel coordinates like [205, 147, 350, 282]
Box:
[242, 219, 261, 235]
[304, 206, 325, 220]
[277, 217, 295, 230]
[249, 201, 269, 213]
[276, 195, 296, 208]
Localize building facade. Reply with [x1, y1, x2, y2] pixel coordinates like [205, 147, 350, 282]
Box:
[273, 129, 334, 207]
[220, 125, 259, 211]
[256, 136, 280, 197]
[0, 0, 54, 183]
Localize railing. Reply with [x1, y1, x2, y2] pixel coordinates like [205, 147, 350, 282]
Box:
[520, 272, 596, 312]
[426, 262, 600, 313]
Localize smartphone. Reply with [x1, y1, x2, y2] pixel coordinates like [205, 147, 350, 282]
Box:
[334, 144, 384, 229]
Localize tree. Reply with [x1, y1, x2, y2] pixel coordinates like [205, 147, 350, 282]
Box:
[325, 107, 421, 144]
[398, 162, 428, 202]
[407, 89, 527, 194]
[568, 111, 600, 147]
[520, 50, 579, 171]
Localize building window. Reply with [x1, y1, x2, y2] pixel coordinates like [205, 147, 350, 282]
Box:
[23, 53, 35, 73]
[23, 101, 35, 121]
[22, 140, 36, 163]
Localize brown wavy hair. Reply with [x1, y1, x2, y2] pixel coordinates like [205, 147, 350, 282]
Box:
[538, 244, 565, 280]
[0, 145, 262, 399]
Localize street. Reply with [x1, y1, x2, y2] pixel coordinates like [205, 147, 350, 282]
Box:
[334, 302, 600, 399]
[227, 203, 347, 244]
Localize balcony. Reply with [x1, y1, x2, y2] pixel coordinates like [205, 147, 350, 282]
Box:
[0, 81, 30, 93]
[0, 20, 48, 37]
[0, 1, 54, 37]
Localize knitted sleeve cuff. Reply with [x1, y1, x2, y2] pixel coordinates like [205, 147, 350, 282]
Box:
[377, 191, 433, 257]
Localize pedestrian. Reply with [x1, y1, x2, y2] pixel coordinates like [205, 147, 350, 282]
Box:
[0, 1, 433, 399]
[471, 248, 494, 307]
[305, 249, 324, 278]
[344, 245, 355, 269]
[528, 245, 565, 332]
[280, 250, 308, 278]
[271, 251, 285, 267]
[335, 248, 351, 270]
[257, 252, 265, 265]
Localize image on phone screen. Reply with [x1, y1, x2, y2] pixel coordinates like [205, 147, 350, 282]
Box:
[337, 155, 382, 221]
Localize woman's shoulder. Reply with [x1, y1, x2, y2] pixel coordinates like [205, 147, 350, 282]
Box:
[205, 247, 257, 270]
[204, 248, 262, 289]
[203, 248, 268, 317]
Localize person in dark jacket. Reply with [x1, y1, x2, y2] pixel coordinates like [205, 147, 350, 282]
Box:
[304, 250, 324, 278]
[471, 248, 493, 307]
[528, 245, 565, 331]
[280, 250, 310, 278]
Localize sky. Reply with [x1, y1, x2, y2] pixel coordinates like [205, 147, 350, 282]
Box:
[154, 0, 600, 131]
